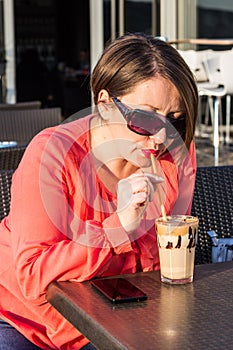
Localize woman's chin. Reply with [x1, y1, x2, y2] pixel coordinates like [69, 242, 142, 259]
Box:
[135, 153, 152, 168]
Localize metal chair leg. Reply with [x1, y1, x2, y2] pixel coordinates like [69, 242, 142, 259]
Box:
[225, 94, 231, 145]
[213, 97, 220, 166]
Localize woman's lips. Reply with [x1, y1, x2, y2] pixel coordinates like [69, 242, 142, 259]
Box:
[141, 149, 159, 158]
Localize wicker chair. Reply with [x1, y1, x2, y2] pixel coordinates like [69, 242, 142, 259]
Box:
[191, 165, 233, 265]
[0, 107, 62, 144]
[0, 145, 26, 170]
[0, 169, 14, 221]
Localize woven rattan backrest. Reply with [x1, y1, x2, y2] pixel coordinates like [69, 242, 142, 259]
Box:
[0, 170, 14, 221]
[0, 107, 62, 144]
[191, 165, 233, 264]
[0, 146, 26, 170]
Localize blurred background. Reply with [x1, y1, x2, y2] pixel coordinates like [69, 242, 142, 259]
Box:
[0, 0, 233, 118]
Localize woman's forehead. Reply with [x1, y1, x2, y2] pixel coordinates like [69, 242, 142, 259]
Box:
[122, 77, 183, 112]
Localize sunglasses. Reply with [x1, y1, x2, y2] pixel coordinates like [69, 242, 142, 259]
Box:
[111, 97, 186, 138]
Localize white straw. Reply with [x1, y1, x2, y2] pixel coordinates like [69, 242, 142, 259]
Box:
[150, 153, 167, 221]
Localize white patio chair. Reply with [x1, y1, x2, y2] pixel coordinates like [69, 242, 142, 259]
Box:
[177, 49, 214, 137]
[220, 51, 233, 145]
[177, 49, 210, 83]
[198, 50, 233, 165]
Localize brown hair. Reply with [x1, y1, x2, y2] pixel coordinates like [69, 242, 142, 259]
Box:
[91, 32, 198, 150]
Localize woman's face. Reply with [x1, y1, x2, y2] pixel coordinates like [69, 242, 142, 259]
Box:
[108, 76, 185, 167]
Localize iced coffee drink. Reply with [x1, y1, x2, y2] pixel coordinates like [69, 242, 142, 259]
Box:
[156, 215, 198, 284]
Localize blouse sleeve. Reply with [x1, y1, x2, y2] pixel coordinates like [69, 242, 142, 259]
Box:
[10, 128, 132, 301]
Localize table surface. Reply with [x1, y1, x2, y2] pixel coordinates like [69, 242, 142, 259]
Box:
[168, 38, 233, 46]
[46, 262, 233, 350]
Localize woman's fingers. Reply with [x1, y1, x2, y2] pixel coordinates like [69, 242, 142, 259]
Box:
[116, 172, 165, 232]
[144, 173, 164, 201]
[128, 172, 164, 202]
[118, 172, 164, 209]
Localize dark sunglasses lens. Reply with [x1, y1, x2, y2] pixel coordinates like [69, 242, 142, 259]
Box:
[126, 109, 165, 136]
[114, 96, 186, 138]
[166, 116, 186, 138]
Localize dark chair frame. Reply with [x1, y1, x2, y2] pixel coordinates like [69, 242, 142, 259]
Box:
[0, 107, 62, 144]
[0, 145, 26, 170]
[191, 165, 233, 264]
[0, 169, 14, 221]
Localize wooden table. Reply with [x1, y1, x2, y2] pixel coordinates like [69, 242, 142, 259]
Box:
[168, 38, 233, 46]
[46, 262, 233, 350]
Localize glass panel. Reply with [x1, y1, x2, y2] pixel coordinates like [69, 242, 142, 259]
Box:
[104, 0, 161, 44]
[197, 0, 233, 50]
[125, 0, 152, 34]
[104, 0, 112, 43]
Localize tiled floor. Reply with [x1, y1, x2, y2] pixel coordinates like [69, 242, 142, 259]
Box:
[195, 135, 233, 167]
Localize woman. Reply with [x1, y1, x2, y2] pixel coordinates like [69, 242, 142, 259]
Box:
[0, 33, 198, 349]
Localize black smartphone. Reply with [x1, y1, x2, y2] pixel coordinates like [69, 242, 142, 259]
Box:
[91, 277, 147, 303]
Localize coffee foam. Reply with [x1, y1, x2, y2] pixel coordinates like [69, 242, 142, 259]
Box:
[156, 215, 198, 237]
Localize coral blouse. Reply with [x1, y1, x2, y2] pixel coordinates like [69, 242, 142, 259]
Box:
[0, 115, 196, 349]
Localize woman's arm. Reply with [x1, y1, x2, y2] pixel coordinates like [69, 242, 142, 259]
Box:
[10, 128, 132, 300]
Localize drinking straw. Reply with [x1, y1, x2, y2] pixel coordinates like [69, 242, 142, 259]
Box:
[150, 153, 167, 221]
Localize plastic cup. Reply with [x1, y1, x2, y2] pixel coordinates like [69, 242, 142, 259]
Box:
[156, 215, 199, 284]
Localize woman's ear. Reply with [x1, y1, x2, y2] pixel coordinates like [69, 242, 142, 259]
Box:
[97, 89, 112, 121]
[97, 89, 111, 103]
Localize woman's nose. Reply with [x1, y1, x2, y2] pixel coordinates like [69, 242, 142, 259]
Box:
[149, 128, 166, 144]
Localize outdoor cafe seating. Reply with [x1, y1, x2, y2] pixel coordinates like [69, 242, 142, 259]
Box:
[0, 145, 26, 170]
[191, 165, 233, 264]
[177, 47, 233, 165]
[0, 107, 62, 145]
[0, 104, 63, 218]
[0, 169, 13, 221]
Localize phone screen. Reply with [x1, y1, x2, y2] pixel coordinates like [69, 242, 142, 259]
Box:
[91, 277, 147, 303]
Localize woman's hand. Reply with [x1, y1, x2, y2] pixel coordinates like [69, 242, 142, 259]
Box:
[117, 172, 164, 232]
